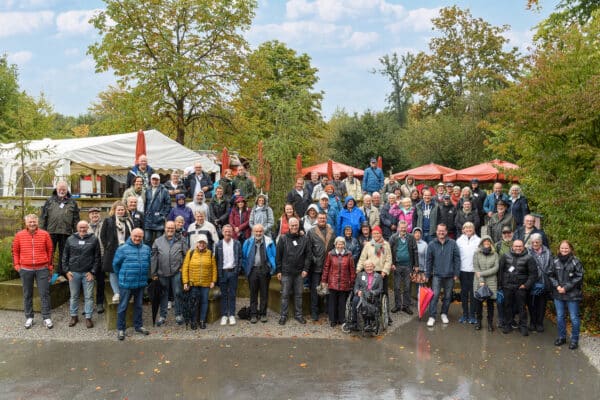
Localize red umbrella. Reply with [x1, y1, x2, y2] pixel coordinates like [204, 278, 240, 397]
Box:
[302, 160, 364, 178]
[377, 156, 383, 169]
[418, 285, 434, 320]
[221, 147, 230, 175]
[391, 163, 457, 181]
[296, 154, 303, 178]
[135, 129, 147, 163]
[327, 159, 333, 180]
[443, 159, 519, 183]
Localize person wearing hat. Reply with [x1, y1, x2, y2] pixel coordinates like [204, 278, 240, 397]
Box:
[487, 199, 516, 244]
[435, 182, 446, 203]
[317, 192, 339, 233]
[182, 234, 217, 330]
[144, 173, 171, 246]
[363, 157, 384, 195]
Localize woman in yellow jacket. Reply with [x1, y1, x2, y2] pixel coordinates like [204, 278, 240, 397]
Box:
[182, 234, 217, 329]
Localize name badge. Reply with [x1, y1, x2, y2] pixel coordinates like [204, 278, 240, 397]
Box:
[155, 212, 160, 216]
[508, 266, 515, 273]
[78, 240, 85, 245]
[59, 203, 65, 209]
[362, 275, 366, 281]
[292, 240, 298, 246]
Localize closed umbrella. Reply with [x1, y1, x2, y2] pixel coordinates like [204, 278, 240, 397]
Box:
[221, 147, 229, 175]
[147, 279, 162, 326]
[135, 129, 147, 163]
[327, 159, 333, 180]
[377, 156, 382, 169]
[418, 285, 434, 320]
[296, 154, 303, 178]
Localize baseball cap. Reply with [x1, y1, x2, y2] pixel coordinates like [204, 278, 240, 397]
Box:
[151, 173, 160, 180]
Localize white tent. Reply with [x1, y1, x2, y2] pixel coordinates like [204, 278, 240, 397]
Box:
[0, 130, 218, 196]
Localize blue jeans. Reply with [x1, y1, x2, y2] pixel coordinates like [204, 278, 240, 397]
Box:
[281, 273, 304, 319]
[190, 286, 210, 323]
[68, 271, 95, 318]
[159, 272, 183, 318]
[554, 299, 580, 343]
[117, 287, 144, 331]
[429, 276, 455, 318]
[219, 270, 238, 317]
[109, 273, 119, 296]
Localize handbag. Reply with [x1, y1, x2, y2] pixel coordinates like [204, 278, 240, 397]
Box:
[410, 271, 428, 284]
[496, 289, 504, 304]
[474, 284, 493, 301]
[531, 282, 545, 296]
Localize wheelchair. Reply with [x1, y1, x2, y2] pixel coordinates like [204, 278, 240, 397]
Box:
[341, 290, 389, 336]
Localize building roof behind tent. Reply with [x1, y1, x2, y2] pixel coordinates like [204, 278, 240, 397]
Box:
[0, 130, 219, 175]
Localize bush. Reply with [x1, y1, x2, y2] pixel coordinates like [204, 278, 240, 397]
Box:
[0, 236, 17, 282]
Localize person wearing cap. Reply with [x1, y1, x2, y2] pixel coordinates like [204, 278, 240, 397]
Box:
[487, 199, 516, 243]
[87, 207, 106, 313]
[357, 225, 392, 324]
[444, 182, 454, 196]
[343, 170, 362, 201]
[144, 173, 171, 246]
[126, 154, 154, 190]
[182, 234, 217, 330]
[434, 182, 446, 203]
[113, 228, 152, 340]
[229, 196, 251, 245]
[185, 161, 214, 200]
[483, 182, 510, 220]
[317, 193, 338, 232]
[363, 157, 384, 195]
[360, 194, 380, 229]
[286, 177, 312, 218]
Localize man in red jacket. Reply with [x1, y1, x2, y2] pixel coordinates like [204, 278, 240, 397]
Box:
[12, 214, 54, 329]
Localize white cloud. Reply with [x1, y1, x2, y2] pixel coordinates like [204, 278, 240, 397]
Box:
[56, 9, 101, 35]
[7, 50, 33, 64]
[0, 11, 53, 37]
[68, 57, 95, 72]
[386, 7, 440, 33]
[503, 29, 535, 54]
[345, 31, 379, 50]
[251, 20, 350, 47]
[0, 0, 52, 10]
[286, 0, 397, 22]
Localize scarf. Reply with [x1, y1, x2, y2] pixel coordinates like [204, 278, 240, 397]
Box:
[371, 239, 385, 257]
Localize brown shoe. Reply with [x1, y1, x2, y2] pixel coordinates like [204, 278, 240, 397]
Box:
[85, 318, 94, 329]
[68, 316, 78, 327]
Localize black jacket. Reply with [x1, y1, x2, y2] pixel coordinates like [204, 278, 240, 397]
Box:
[186, 171, 213, 199]
[286, 189, 312, 218]
[100, 216, 131, 273]
[209, 198, 231, 228]
[379, 204, 398, 240]
[438, 203, 457, 233]
[454, 209, 480, 235]
[389, 232, 418, 268]
[498, 250, 538, 290]
[548, 255, 583, 302]
[275, 232, 311, 275]
[62, 232, 101, 275]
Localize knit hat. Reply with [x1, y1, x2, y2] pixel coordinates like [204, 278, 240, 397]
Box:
[371, 226, 382, 235]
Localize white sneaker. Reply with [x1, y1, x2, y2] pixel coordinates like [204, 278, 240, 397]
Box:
[220, 316, 228, 326]
[229, 316, 236, 326]
[112, 293, 120, 303]
[167, 301, 172, 310]
[441, 314, 449, 324]
[24, 318, 33, 329]
[43, 318, 53, 329]
[427, 317, 435, 327]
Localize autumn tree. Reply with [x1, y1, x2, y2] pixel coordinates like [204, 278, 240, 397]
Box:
[88, 0, 257, 145]
[374, 52, 415, 128]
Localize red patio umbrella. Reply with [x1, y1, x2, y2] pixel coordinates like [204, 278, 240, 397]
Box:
[221, 147, 230, 174]
[301, 161, 364, 179]
[135, 129, 147, 163]
[296, 154, 303, 178]
[418, 285, 434, 320]
[377, 156, 382, 169]
[391, 163, 457, 181]
[327, 159, 333, 180]
[443, 159, 519, 183]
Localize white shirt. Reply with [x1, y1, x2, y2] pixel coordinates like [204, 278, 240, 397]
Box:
[222, 239, 235, 270]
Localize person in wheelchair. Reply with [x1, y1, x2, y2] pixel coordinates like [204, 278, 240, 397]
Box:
[347, 260, 383, 331]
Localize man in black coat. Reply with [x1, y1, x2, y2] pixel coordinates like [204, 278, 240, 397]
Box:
[186, 162, 213, 199]
[286, 177, 312, 218]
[276, 217, 311, 325]
[498, 239, 538, 336]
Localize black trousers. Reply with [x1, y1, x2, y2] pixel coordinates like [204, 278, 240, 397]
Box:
[96, 272, 105, 305]
[50, 233, 69, 275]
[328, 289, 349, 324]
[503, 287, 528, 329]
[248, 267, 270, 317]
[528, 291, 548, 328]
[475, 298, 495, 324]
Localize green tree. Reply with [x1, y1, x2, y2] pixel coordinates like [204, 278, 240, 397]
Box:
[0, 55, 23, 142]
[408, 6, 521, 115]
[489, 11, 600, 328]
[88, 0, 256, 145]
[374, 52, 415, 127]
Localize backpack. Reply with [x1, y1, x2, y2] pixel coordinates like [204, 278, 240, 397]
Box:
[237, 306, 251, 320]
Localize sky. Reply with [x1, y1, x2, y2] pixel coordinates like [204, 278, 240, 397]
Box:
[0, 0, 558, 120]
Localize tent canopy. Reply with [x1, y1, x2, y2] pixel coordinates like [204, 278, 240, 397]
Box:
[301, 160, 364, 179]
[0, 129, 218, 175]
[391, 163, 456, 181]
[443, 159, 519, 183]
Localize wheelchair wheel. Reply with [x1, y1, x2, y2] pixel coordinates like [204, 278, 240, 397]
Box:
[344, 293, 354, 323]
[380, 293, 389, 331]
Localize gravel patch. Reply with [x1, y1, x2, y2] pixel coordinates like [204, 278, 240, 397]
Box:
[579, 334, 600, 373]
[0, 297, 413, 343]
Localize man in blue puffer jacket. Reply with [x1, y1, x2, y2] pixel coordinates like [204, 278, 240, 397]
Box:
[113, 228, 151, 341]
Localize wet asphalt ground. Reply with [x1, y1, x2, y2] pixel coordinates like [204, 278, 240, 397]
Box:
[1, 307, 599, 400]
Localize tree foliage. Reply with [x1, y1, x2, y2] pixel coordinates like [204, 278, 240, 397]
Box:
[88, 0, 257, 145]
[374, 52, 415, 127]
[489, 11, 600, 329]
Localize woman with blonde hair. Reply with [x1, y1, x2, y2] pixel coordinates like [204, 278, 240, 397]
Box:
[100, 200, 132, 303]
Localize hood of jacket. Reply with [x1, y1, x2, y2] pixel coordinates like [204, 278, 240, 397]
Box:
[175, 193, 187, 208]
[478, 235, 496, 252]
[305, 203, 319, 216]
[343, 196, 356, 208]
[254, 193, 269, 206]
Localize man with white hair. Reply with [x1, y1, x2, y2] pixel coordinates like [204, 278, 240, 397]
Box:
[276, 217, 311, 325]
[185, 161, 213, 199]
[41, 180, 80, 277]
[126, 154, 154, 189]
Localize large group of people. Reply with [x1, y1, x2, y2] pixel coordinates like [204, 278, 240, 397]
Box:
[11, 155, 584, 350]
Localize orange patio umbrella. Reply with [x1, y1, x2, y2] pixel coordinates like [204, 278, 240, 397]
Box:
[391, 163, 457, 181]
[443, 159, 519, 183]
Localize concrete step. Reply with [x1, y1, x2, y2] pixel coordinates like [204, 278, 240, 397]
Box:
[0, 278, 70, 311]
